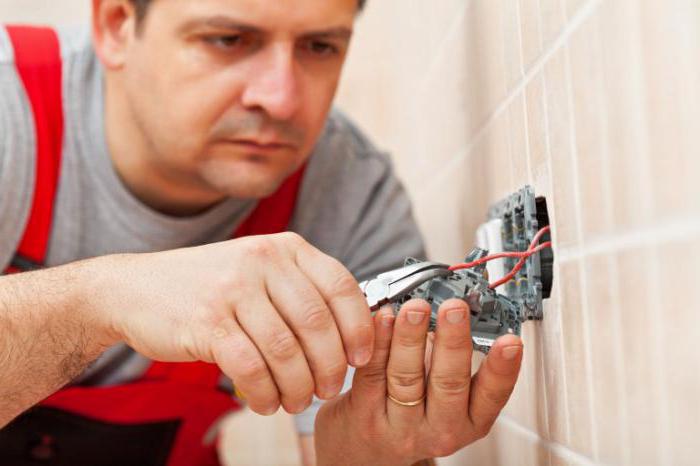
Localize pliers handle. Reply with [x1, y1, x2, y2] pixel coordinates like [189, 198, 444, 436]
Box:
[359, 261, 452, 311]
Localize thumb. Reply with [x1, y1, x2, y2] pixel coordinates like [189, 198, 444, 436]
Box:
[467, 334, 523, 432]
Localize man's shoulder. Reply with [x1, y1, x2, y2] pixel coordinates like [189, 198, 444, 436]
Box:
[0, 27, 14, 65]
[318, 109, 393, 170]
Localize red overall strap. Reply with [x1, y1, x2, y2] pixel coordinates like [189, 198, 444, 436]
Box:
[4, 26, 64, 272]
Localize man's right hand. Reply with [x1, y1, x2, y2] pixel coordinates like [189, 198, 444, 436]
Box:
[85, 232, 374, 415]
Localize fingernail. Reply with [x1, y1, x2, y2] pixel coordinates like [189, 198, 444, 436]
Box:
[262, 405, 278, 416]
[407, 310, 426, 325]
[446, 308, 467, 324]
[292, 400, 311, 414]
[322, 382, 342, 399]
[381, 314, 395, 327]
[502, 345, 522, 360]
[353, 348, 371, 366]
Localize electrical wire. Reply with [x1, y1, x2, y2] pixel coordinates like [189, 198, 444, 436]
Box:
[448, 225, 552, 289]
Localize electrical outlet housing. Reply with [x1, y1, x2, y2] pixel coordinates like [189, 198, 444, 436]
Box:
[486, 186, 553, 320]
[395, 186, 553, 353]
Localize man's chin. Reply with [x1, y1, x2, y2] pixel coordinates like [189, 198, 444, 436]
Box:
[199, 159, 294, 200]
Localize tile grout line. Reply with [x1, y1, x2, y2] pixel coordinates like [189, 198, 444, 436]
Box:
[604, 254, 632, 466]
[555, 217, 700, 263]
[497, 414, 598, 466]
[562, 31, 600, 462]
[414, 0, 604, 201]
[647, 237, 673, 466]
[514, 0, 552, 455]
[625, 5, 673, 465]
[587, 13, 632, 465]
[417, 1, 473, 95]
[539, 20, 568, 455]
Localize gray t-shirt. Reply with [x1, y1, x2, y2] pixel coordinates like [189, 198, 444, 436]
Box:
[0, 27, 425, 434]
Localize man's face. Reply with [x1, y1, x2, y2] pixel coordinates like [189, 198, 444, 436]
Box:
[120, 0, 356, 199]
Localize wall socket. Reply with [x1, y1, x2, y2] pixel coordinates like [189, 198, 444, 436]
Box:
[395, 186, 553, 353]
[480, 186, 553, 321]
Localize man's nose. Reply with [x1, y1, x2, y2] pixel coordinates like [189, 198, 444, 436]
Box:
[241, 44, 300, 121]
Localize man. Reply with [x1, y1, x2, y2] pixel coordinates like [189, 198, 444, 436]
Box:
[0, 0, 524, 464]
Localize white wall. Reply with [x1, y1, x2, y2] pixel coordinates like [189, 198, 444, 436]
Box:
[0, 0, 90, 25]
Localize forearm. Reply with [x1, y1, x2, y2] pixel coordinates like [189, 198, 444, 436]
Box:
[0, 259, 117, 427]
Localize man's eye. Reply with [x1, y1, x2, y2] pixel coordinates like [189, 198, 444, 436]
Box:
[206, 35, 243, 49]
[305, 40, 339, 57]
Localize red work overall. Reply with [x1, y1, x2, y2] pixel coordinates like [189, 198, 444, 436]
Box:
[1, 26, 306, 466]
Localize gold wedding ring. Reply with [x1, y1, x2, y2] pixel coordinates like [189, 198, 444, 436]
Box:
[387, 393, 426, 407]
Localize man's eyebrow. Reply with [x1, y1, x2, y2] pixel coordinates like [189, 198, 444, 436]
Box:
[179, 16, 263, 34]
[179, 16, 352, 40]
[302, 27, 353, 40]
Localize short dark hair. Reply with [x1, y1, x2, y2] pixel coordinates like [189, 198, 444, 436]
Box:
[130, 0, 367, 22]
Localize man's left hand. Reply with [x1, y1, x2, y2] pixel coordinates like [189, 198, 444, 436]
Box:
[314, 298, 523, 465]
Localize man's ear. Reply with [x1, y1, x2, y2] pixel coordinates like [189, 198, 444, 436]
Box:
[92, 0, 137, 70]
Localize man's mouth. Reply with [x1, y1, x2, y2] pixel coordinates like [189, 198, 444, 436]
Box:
[224, 138, 297, 152]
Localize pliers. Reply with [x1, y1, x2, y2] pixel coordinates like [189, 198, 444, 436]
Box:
[359, 261, 453, 311]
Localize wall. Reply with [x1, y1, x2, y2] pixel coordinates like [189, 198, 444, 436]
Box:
[3, 1, 700, 465]
[335, 0, 700, 465]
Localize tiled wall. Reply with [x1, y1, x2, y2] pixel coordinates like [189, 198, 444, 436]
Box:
[335, 0, 700, 465]
[4, 1, 700, 465]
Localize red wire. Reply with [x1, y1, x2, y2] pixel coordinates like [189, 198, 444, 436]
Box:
[447, 225, 552, 289]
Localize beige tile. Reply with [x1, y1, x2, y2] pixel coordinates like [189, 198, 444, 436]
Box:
[491, 421, 549, 466]
[637, 0, 700, 221]
[524, 74, 549, 177]
[563, 0, 588, 21]
[567, 15, 613, 239]
[521, 323, 550, 437]
[595, 0, 655, 231]
[557, 259, 595, 457]
[615, 248, 664, 465]
[413, 158, 475, 264]
[543, 49, 580, 250]
[583, 254, 627, 464]
[539, 0, 567, 47]
[460, 0, 509, 130]
[549, 449, 576, 466]
[539, 278, 569, 445]
[501, 323, 544, 435]
[482, 110, 516, 202]
[439, 430, 499, 466]
[656, 237, 700, 465]
[518, 0, 543, 70]
[508, 94, 532, 188]
[404, 13, 498, 183]
[501, 0, 524, 89]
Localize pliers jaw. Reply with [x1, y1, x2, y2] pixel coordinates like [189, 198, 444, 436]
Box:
[359, 261, 453, 311]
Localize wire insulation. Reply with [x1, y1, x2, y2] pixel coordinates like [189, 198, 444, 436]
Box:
[448, 226, 552, 289]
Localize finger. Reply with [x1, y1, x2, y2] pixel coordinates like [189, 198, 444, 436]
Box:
[424, 332, 435, 374]
[291, 237, 374, 368]
[265, 265, 347, 400]
[467, 334, 523, 434]
[386, 299, 430, 423]
[211, 316, 280, 415]
[426, 299, 472, 429]
[236, 296, 315, 414]
[351, 306, 395, 412]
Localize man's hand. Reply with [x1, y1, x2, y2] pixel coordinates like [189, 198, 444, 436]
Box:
[88, 232, 374, 415]
[313, 299, 523, 466]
